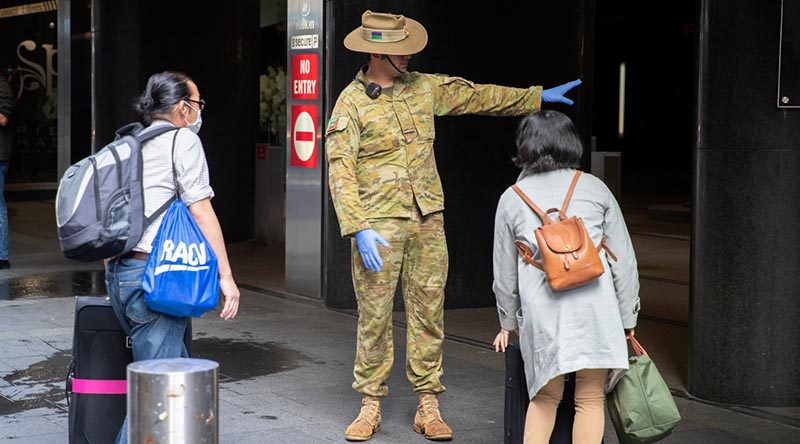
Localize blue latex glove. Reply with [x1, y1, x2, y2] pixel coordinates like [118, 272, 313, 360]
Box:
[541, 79, 582, 105]
[355, 228, 391, 272]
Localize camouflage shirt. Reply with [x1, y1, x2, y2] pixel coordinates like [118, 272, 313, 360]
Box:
[325, 68, 542, 237]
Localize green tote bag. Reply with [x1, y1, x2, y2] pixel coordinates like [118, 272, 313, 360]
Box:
[607, 336, 681, 443]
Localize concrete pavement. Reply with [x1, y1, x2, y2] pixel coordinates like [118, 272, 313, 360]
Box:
[1, 200, 799, 443]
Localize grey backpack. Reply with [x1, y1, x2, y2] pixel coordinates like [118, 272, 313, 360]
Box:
[56, 123, 179, 262]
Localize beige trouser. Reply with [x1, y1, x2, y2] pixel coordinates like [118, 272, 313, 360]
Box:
[351, 211, 447, 397]
[524, 369, 608, 444]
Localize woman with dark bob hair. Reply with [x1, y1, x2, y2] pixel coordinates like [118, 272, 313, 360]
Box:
[491, 110, 640, 443]
[107, 71, 240, 444]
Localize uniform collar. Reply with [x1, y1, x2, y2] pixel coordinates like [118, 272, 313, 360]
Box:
[354, 66, 409, 98]
[394, 73, 409, 96]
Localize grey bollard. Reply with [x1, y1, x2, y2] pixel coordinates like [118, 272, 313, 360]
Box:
[128, 358, 219, 444]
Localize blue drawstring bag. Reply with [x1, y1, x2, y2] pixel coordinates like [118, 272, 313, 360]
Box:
[142, 199, 219, 317]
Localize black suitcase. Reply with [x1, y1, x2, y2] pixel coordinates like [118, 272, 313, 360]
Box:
[67, 296, 191, 444]
[505, 342, 529, 444]
[504, 343, 602, 444]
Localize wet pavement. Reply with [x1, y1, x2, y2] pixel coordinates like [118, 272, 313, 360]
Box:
[192, 337, 323, 382]
[0, 271, 101, 420]
[0, 351, 71, 416]
[0, 271, 323, 421]
[1, 281, 800, 443]
[0, 271, 106, 301]
[0, 338, 321, 419]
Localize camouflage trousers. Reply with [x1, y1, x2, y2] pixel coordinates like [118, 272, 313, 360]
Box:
[351, 210, 448, 398]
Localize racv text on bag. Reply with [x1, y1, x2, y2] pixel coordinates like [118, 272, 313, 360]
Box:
[56, 123, 179, 262]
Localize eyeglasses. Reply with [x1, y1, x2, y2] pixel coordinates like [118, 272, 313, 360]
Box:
[184, 98, 206, 111]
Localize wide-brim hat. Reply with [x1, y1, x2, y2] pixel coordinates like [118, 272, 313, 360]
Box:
[344, 10, 428, 55]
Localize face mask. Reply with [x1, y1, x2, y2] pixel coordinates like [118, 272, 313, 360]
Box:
[184, 102, 203, 134]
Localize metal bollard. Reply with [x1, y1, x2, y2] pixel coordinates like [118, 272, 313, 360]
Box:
[128, 358, 219, 444]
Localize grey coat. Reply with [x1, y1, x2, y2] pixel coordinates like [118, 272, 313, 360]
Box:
[493, 169, 640, 399]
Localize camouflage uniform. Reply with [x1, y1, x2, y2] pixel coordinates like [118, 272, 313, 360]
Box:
[326, 68, 542, 397]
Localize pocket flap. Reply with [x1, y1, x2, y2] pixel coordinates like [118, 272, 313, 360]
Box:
[538, 218, 584, 253]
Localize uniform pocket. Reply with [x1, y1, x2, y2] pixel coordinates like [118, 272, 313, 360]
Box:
[415, 119, 434, 141]
[358, 103, 402, 156]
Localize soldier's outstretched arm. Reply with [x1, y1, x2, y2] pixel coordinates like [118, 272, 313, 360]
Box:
[429, 73, 543, 117]
[325, 99, 370, 237]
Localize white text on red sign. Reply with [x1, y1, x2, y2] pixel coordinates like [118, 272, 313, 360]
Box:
[293, 60, 317, 95]
[291, 54, 319, 100]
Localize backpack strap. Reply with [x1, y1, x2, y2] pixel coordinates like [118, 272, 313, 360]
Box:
[114, 122, 176, 143]
[135, 123, 179, 144]
[554, 172, 619, 261]
[511, 185, 551, 225]
[597, 236, 618, 262]
[145, 196, 174, 227]
[170, 129, 181, 201]
[511, 185, 549, 269]
[143, 129, 181, 228]
[560, 170, 583, 215]
[114, 122, 145, 140]
[514, 240, 544, 270]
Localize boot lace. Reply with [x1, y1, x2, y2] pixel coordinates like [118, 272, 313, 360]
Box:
[358, 397, 380, 424]
[420, 395, 444, 422]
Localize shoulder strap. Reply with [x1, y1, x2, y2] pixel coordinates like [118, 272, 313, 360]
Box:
[136, 124, 178, 144]
[114, 122, 145, 140]
[142, 128, 180, 228]
[171, 129, 181, 201]
[511, 184, 550, 225]
[560, 171, 583, 214]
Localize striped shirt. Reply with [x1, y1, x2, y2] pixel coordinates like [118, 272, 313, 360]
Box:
[134, 120, 214, 253]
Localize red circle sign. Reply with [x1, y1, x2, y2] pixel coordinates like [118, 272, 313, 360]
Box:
[290, 105, 318, 168]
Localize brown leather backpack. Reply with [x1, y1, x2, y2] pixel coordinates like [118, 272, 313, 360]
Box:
[512, 171, 617, 291]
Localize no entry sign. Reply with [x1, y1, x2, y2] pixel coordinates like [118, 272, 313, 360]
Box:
[290, 104, 317, 168]
[291, 54, 319, 100]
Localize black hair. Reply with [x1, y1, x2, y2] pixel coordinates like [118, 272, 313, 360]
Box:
[132, 71, 193, 125]
[513, 110, 583, 174]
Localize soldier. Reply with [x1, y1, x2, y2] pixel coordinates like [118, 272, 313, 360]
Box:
[325, 10, 581, 442]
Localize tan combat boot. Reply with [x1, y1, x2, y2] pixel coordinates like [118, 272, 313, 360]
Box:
[345, 395, 381, 441]
[413, 393, 453, 441]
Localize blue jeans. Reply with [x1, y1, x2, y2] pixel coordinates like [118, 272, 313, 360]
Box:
[0, 161, 8, 260]
[105, 258, 188, 444]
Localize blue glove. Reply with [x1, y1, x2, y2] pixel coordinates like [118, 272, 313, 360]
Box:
[541, 79, 582, 105]
[355, 229, 391, 272]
